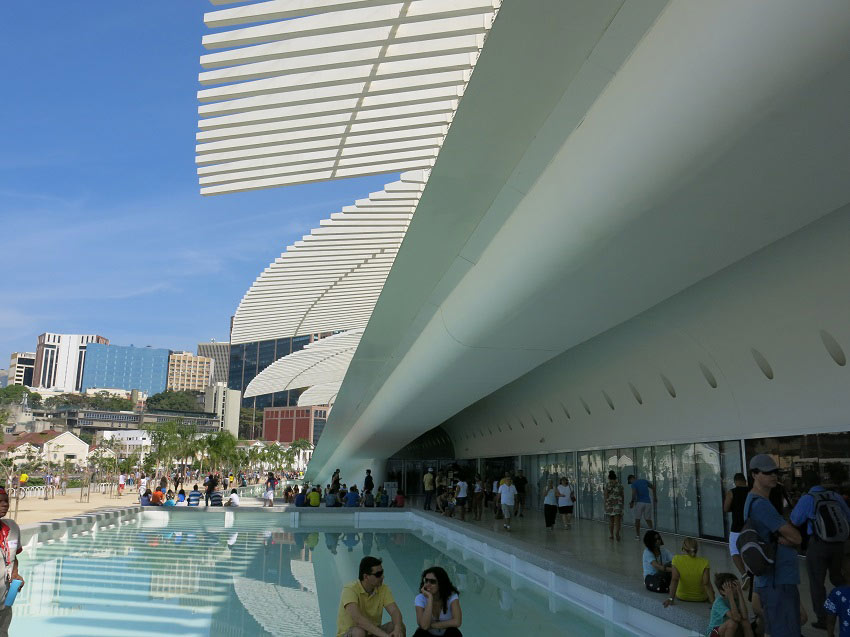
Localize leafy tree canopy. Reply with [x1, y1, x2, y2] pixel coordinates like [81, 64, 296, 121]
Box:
[146, 390, 203, 412]
[44, 392, 134, 412]
[0, 385, 42, 407]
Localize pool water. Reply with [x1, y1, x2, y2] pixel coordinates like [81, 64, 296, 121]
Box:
[12, 512, 634, 636]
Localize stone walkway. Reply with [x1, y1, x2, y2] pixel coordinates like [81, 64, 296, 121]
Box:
[414, 501, 823, 637]
[9, 489, 138, 527]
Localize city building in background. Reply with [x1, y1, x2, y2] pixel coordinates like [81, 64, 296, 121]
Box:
[81, 343, 170, 396]
[197, 341, 229, 385]
[262, 405, 327, 448]
[8, 352, 36, 387]
[167, 351, 213, 392]
[100, 429, 152, 461]
[204, 382, 240, 438]
[33, 333, 108, 393]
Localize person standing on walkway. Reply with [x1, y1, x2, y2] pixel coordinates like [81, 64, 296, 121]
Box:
[790, 477, 850, 630]
[364, 469, 375, 494]
[542, 479, 558, 531]
[513, 470, 528, 518]
[423, 469, 435, 511]
[499, 476, 518, 531]
[556, 477, 574, 530]
[628, 474, 655, 540]
[205, 473, 219, 506]
[454, 476, 468, 522]
[472, 476, 485, 521]
[604, 471, 624, 540]
[723, 473, 750, 576]
[745, 454, 802, 637]
[0, 490, 23, 637]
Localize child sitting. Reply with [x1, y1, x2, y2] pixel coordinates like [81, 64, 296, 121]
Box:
[706, 573, 753, 637]
[824, 551, 850, 637]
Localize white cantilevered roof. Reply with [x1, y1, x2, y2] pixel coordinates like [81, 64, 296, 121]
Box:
[196, 0, 501, 195]
[297, 382, 343, 407]
[244, 329, 363, 398]
[231, 171, 426, 345]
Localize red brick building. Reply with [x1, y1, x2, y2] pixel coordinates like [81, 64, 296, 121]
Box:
[262, 406, 328, 446]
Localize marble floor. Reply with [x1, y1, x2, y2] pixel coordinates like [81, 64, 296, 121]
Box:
[414, 500, 826, 636]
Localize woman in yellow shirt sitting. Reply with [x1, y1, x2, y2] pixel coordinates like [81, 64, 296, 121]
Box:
[663, 537, 714, 607]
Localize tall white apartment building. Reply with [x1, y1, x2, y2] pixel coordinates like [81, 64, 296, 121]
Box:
[204, 382, 240, 438]
[167, 352, 213, 392]
[8, 352, 36, 387]
[34, 334, 108, 393]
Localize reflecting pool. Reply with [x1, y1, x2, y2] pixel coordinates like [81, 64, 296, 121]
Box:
[13, 512, 633, 636]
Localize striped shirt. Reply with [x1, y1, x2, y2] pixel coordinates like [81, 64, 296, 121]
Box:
[187, 490, 202, 506]
[209, 491, 223, 506]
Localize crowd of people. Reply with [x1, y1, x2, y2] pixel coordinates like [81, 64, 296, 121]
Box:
[269, 469, 407, 509]
[637, 453, 850, 637]
[138, 472, 244, 508]
[337, 556, 462, 637]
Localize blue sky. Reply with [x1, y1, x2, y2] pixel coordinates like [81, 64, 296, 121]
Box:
[0, 3, 395, 361]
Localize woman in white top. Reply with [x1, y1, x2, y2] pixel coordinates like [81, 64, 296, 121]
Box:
[454, 478, 469, 521]
[556, 477, 575, 530]
[414, 566, 463, 636]
[542, 479, 557, 530]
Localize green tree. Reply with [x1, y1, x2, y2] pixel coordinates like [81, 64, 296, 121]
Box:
[238, 408, 258, 439]
[207, 430, 237, 473]
[0, 385, 37, 406]
[147, 390, 203, 412]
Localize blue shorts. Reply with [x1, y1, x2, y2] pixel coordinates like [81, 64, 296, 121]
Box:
[756, 584, 800, 637]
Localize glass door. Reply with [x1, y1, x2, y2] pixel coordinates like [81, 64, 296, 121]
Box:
[695, 442, 725, 540]
[673, 443, 700, 536]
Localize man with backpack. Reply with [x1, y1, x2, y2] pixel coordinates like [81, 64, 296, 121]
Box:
[790, 478, 850, 630]
[743, 454, 802, 637]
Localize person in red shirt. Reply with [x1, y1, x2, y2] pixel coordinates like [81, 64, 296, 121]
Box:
[390, 489, 405, 508]
[0, 489, 24, 635]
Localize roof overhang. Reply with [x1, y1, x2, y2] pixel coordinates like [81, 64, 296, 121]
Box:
[306, 0, 850, 479]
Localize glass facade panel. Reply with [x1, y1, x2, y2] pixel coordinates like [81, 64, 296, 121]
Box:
[695, 442, 725, 539]
[673, 443, 699, 536]
[578, 452, 593, 520]
[617, 448, 635, 486]
[653, 445, 675, 532]
[590, 451, 605, 521]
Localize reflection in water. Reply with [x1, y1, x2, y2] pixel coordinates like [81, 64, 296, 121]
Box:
[14, 516, 633, 637]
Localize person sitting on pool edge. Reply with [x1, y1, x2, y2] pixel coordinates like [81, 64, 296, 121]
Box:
[414, 566, 462, 636]
[337, 556, 406, 637]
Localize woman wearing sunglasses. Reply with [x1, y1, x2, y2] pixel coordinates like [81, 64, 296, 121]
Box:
[414, 566, 462, 636]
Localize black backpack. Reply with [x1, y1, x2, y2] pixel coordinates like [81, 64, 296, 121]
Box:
[736, 496, 777, 576]
[812, 491, 850, 542]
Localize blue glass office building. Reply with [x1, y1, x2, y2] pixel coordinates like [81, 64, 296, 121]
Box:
[81, 344, 170, 395]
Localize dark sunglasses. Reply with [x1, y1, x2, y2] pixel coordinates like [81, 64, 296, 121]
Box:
[756, 469, 779, 475]
[371, 570, 385, 578]
[423, 577, 438, 584]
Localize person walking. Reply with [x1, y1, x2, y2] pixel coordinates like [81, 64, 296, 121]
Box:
[499, 476, 518, 531]
[423, 469, 435, 511]
[604, 471, 624, 541]
[628, 474, 655, 540]
[364, 469, 375, 493]
[556, 477, 574, 530]
[723, 473, 750, 577]
[542, 479, 557, 531]
[745, 454, 802, 637]
[790, 477, 850, 630]
[513, 470, 528, 518]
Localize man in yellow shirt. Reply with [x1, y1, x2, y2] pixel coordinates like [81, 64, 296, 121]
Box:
[337, 556, 405, 637]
